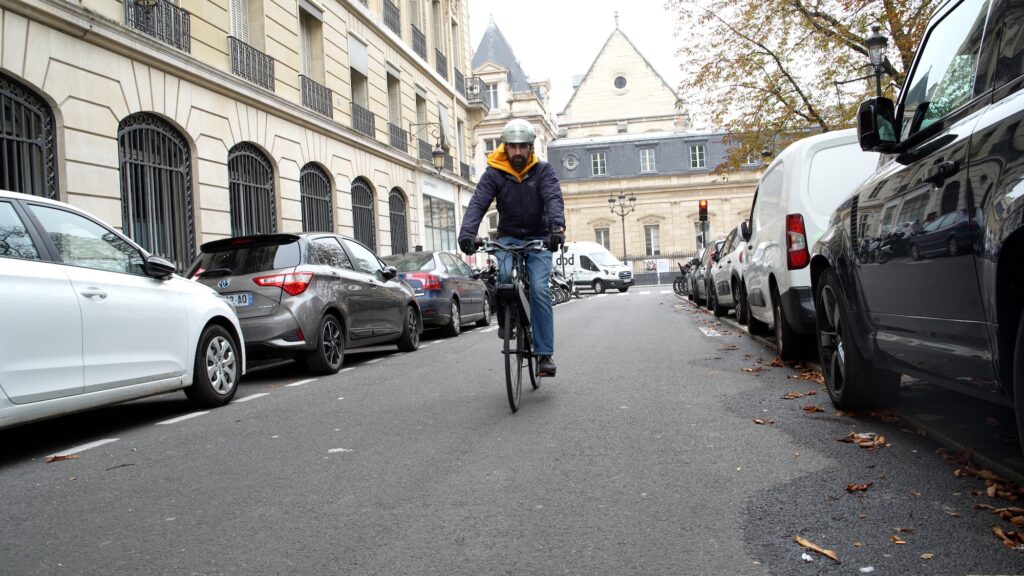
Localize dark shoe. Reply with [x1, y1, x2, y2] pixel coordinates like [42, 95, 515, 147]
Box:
[497, 325, 516, 339]
[538, 356, 556, 377]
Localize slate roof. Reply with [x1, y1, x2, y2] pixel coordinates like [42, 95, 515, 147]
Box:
[471, 21, 533, 93]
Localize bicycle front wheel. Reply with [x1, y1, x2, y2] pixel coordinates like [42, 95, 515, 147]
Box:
[525, 325, 541, 390]
[503, 303, 523, 412]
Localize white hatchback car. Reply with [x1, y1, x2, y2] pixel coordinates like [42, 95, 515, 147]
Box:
[0, 190, 246, 429]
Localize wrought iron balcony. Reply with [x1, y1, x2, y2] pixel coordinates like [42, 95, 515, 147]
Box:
[460, 161, 470, 180]
[300, 75, 333, 118]
[453, 68, 465, 99]
[418, 139, 432, 162]
[229, 36, 275, 91]
[412, 25, 426, 59]
[352, 103, 376, 138]
[465, 77, 489, 112]
[388, 123, 408, 152]
[443, 154, 453, 173]
[124, 1, 191, 52]
[383, 0, 401, 36]
[435, 50, 448, 80]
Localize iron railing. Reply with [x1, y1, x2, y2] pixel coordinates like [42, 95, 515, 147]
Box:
[352, 103, 375, 138]
[229, 36, 274, 91]
[418, 139, 432, 162]
[465, 77, 489, 112]
[383, 0, 401, 35]
[435, 49, 448, 80]
[460, 161, 470, 179]
[443, 154, 453, 172]
[0, 74, 59, 199]
[389, 191, 409, 254]
[300, 164, 333, 232]
[388, 123, 408, 152]
[453, 68, 465, 99]
[300, 75, 333, 118]
[124, 1, 191, 52]
[412, 25, 426, 59]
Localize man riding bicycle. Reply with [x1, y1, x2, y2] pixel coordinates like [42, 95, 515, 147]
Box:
[459, 119, 565, 377]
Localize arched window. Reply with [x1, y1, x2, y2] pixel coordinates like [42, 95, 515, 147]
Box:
[118, 113, 193, 268]
[351, 178, 376, 251]
[300, 163, 332, 232]
[0, 72, 58, 199]
[228, 142, 275, 236]
[388, 189, 408, 254]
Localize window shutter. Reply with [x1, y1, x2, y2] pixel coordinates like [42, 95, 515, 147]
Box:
[300, 15, 311, 76]
[231, 0, 249, 42]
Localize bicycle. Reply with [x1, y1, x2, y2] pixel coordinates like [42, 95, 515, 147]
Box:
[477, 238, 547, 412]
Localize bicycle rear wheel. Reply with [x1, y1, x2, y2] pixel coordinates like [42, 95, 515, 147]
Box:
[503, 303, 523, 412]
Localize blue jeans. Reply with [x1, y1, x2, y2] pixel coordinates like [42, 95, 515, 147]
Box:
[496, 236, 554, 356]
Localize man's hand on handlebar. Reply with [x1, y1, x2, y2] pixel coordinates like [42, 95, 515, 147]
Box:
[459, 236, 481, 255]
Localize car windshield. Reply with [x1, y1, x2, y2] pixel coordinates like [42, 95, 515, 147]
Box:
[589, 252, 620, 266]
[382, 253, 435, 272]
[188, 240, 301, 276]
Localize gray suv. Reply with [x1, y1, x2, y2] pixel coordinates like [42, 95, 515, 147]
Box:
[188, 233, 421, 374]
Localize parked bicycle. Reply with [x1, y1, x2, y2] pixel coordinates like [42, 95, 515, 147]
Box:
[477, 238, 547, 412]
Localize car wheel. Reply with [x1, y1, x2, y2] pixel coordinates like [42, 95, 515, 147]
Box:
[397, 304, 420, 352]
[711, 282, 727, 317]
[1014, 313, 1024, 454]
[303, 314, 345, 375]
[815, 268, 901, 409]
[734, 281, 749, 325]
[947, 236, 959, 257]
[443, 300, 461, 337]
[771, 283, 801, 361]
[476, 297, 492, 327]
[593, 279, 606, 294]
[909, 243, 920, 261]
[618, 287, 629, 293]
[185, 324, 239, 407]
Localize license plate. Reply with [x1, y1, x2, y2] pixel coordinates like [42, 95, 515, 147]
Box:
[224, 292, 253, 307]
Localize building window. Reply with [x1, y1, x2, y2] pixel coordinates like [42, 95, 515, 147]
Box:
[645, 224, 661, 256]
[484, 138, 499, 153]
[351, 177, 376, 251]
[300, 163, 332, 232]
[690, 144, 706, 169]
[563, 154, 578, 170]
[595, 227, 610, 250]
[591, 151, 607, 176]
[424, 195, 455, 251]
[639, 148, 656, 173]
[614, 76, 627, 89]
[228, 142, 275, 237]
[118, 113, 193, 269]
[0, 72, 59, 199]
[389, 189, 409, 254]
[484, 83, 498, 108]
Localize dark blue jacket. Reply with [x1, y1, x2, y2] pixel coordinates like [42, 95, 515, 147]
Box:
[459, 160, 566, 240]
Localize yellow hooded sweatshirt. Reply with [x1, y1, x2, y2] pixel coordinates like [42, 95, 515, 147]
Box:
[487, 143, 538, 183]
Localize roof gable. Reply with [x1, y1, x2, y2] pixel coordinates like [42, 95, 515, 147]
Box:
[471, 22, 531, 93]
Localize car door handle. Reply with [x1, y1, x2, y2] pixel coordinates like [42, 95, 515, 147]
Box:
[924, 160, 960, 184]
[80, 287, 108, 300]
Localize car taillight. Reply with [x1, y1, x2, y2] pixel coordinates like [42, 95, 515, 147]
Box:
[253, 272, 313, 295]
[191, 267, 204, 280]
[786, 213, 810, 270]
[405, 273, 442, 291]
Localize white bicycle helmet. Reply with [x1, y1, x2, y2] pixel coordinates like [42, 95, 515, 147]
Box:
[501, 119, 536, 144]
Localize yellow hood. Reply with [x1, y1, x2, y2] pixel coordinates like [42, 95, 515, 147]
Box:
[487, 143, 538, 182]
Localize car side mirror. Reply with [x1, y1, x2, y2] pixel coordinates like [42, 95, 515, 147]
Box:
[145, 255, 176, 279]
[739, 220, 751, 242]
[711, 252, 720, 263]
[857, 97, 898, 152]
[382, 265, 398, 281]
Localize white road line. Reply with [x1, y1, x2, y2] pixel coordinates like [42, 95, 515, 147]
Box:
[639, 291, 651, 295]
[286, 378, 317, 387]
[156, 412, 209, 425]
[660, 290, 672, 294]
[365, 358, 383, 364]
[232, 393, 269, 403]
[340, 367, 356, 373]
[698, 327, 722, 337]
[49, 438, 119, 458]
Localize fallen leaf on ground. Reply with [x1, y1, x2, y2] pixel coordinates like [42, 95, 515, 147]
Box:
[839, 432, 888, 449]
[910, 491, 922, 497]
[742, 366, 764, 375]
[768, 357, 792, 367]
[893, 527, 916, 533]
[719, 344, 738, 350]
[852, 541, 863, 547]
[782, 390, 817, 400]
[920, 553, 934, 560]
[847, 482, 873, 492]
[794, 536, 840, 563]
[788, 370, 825, 384]
[802, 405, 826, 413]
[890, 535, 907, 545]
[753, 418, 775, 425]
[992, 526, 1024, 550]
[45, 454, 80, 463]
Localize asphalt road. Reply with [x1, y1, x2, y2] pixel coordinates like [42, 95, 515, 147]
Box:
[2, 289, 1023, 575]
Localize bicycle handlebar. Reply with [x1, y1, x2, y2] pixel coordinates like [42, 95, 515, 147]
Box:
[476, 238, 548, 254]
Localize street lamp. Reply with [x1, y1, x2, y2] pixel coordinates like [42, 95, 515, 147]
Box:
[408, 122, 448, 174]
[608, 190, 637, 260]
[865, 25, 889, 97]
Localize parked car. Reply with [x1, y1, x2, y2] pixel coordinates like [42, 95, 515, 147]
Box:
[0, 190, 245, 429]
[381, 250, 491, 337]
[188, 233, 421, 375]
[708, 225, 748, 321]
[690, 238, 724, 307]
[906, 209, 976, 261]
[740, 129, 880, 359]
[810, 0, 1024, 451]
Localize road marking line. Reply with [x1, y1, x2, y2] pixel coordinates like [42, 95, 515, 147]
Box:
[639, 291, 651, 295]
[286, 378, 316, 387]
[232, 393, 269, 403]
[340, 367, 356, 373]
[49, 438, 119, 458]
[699, 327, 722, 337]
[660, 290, 672, 294]
[365, 358, 383, 364]
[328, 448, 352, 453]
[156, 412, 209, 425]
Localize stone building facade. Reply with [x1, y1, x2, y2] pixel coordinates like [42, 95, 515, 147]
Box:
[0, 0, 484, 269]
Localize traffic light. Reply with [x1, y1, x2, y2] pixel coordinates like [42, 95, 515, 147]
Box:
[698, 199, 708, 222]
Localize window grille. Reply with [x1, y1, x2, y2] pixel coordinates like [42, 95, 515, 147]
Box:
[118, 113, 194, 269]
[0, 72, 58, 199]
[124, 0, 191, 52]
[228, 142, 275, 236]
[300, 163, 332, 232]
[389, 189, 409, 254]
[352, 178, 376, 250]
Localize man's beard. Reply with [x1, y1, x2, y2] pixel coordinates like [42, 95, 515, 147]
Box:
[509, 155, 527, 171]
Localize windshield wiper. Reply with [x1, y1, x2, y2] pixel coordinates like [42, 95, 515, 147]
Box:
[197, 267, 233, 278]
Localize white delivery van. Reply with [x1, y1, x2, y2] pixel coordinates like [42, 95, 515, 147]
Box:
[553, 241, 633, 294]
[741, 129, 880, 359]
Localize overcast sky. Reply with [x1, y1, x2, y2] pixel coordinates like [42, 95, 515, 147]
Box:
[468, 1, 686, 115]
